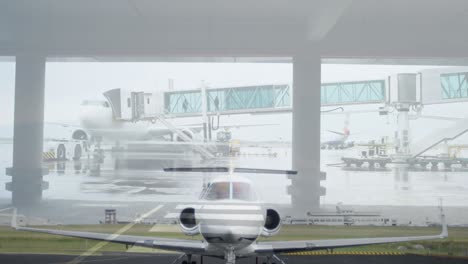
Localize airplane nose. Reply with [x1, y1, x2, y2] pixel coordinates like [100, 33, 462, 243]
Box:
[201, 224, 259, 245]
[79, 106, 113, 129]
[79, 106, 97, 126]
[225, 228, 237, 243]
[223, 226, 257, 244]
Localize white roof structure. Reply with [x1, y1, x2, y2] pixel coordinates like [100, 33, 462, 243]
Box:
[1, 0, 468, 63]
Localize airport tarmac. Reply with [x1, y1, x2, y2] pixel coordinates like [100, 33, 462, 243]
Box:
[1, 142, 468, 225]
[1, 253, 467, 264]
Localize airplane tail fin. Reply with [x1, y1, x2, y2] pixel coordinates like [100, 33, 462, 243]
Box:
[343, 113, 350, 137]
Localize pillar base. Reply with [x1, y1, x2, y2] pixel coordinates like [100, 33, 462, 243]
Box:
[6, 167, 49, 206]
[288, 173, 326, 215]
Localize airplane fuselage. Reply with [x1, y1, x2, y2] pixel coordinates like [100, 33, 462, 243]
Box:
[197, 202, 264, 256]
[79, 102, 185, 141]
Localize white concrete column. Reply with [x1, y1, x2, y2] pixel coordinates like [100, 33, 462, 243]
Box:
[290, 48, 324, 212]
[7, 54, 48, 206]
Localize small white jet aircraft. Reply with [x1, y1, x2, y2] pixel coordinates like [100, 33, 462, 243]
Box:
[12, 167, 448, 264]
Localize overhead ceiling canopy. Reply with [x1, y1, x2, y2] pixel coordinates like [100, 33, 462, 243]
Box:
[1, 0, 468, 60]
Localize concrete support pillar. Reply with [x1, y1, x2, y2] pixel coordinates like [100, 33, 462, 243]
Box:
[6, 55, 48, 206]
[290, 48, 325, 213]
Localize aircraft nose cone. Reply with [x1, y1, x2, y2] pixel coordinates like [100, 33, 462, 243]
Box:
[201, 224, 259, 246]
[216, 226, 236, 243]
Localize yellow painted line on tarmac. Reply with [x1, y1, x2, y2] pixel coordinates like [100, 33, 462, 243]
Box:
[126, 245, 178, 254]
[284, 251, 403, 256]
[66, 204, 164, 264]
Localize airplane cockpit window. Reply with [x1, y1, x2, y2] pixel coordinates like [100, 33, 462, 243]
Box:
[232, 182, 256, 201]
[203, 182, 230, 200]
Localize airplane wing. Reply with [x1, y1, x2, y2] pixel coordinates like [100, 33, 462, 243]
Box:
[255, 214, 448, 254]
[327, 130, 345, 136]
[164, 167, 297, 175]
[14, 226, 206, 253]
[182, 123, 278, 129]
[45, 122, 82, 128]
[11, 210, 205, 254]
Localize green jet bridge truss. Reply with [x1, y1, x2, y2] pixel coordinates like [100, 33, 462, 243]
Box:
[164, 80, 386, 117]
[441, 71, 468, 100]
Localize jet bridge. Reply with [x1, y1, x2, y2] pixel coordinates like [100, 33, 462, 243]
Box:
[164, 80, 386, 117]
[103, 88, 163, 121]
[409, 67, 468, 157]
[419, 67, 468, 104]
[386, 67, 468, 158]
[102, 88, 216, 159]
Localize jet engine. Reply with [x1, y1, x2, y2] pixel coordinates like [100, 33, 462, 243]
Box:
[72, 129, 89, 140]
[179, 207, 200, 236]
[261, 209, 281, 237]
[173, 129, 194, 142]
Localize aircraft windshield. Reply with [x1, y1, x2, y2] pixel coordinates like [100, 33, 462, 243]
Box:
[232, 182, 256, 201]
[204, 182, 230, 200]
[203, 181, 256, 201]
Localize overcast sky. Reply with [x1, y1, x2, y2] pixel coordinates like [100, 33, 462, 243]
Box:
[0, 61, 466, 141]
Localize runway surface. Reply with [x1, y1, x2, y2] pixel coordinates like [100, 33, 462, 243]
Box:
[1, 253, 467, 264]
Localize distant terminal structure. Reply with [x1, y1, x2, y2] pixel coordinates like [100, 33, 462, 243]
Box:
[284, 204, 395, 226]
[104, 209, 117, 224]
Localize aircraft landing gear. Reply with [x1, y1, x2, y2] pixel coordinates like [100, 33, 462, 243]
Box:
[225, 249, 235, 264]
[182, 254, 196, 264]
[170, 253, 201, 264]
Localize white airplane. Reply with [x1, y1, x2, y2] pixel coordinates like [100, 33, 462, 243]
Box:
[320, 127, 351, 149]
[77, 100, 200, 141]
[321, 113, 354, 150]
[76, 100, 275, 143]
[12, 167, 448, 264]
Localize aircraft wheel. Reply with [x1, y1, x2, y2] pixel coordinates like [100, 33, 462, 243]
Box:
[182, 261, 188, 264]
[73, 144, 82, 161]
[57, 144, 66, 161]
